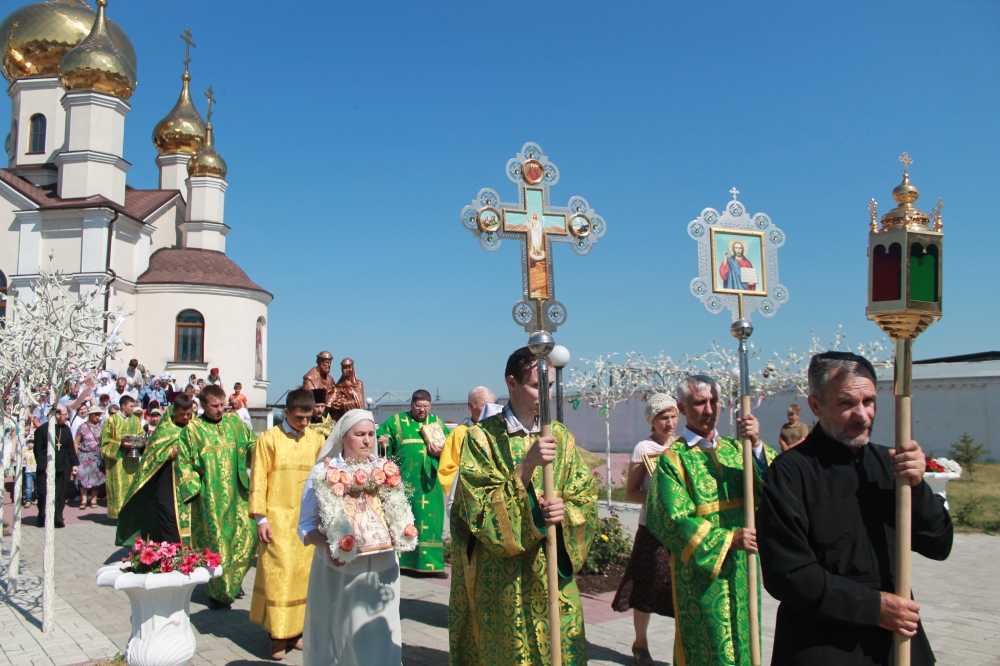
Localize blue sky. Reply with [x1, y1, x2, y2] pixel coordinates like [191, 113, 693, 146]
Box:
[83, 1, 998, 401]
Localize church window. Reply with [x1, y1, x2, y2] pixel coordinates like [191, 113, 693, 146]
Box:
[28, 114, 45, 154]
[175, 309, 204, 363]
[0, 271, 7, 326]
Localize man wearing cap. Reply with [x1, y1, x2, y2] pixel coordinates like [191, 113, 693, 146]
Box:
[645, 374, 777, 666]
[757, 352, 952, 665]
[116, 395, 196, 547]
[302, 351, 336, 415]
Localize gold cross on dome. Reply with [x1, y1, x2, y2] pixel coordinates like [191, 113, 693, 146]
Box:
[899, 152, 913, 175]
[180, 28, 196, 72]
[204, 86, 216, 122]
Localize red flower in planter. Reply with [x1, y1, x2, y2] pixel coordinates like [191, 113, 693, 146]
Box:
[139, 548, 158, 566]
[203, 550, 221, 568]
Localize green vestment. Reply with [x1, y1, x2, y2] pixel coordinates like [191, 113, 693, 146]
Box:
[175, 413, 257, 603]
[645, 436, 778, 666]
[376, 412, 449, 571]
[449, 415, 597, 666]
[115, 408, 191, 547]
[101, 412, 144, 519]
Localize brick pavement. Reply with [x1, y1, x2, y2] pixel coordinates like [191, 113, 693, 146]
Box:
[1, 503, 998, 666]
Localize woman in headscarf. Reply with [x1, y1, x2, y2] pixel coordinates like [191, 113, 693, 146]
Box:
[611, 394, 680, 666]
[73, 406, 107, 508]
[298, 409, 403, 666]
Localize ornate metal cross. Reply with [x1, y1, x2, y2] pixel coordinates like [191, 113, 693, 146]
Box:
[899, 151, 913, 175]
[180, 28, 196, 72]
[460, 142, 606, 332]
[203, 86, 216, 122]
[730, 187, 740, 200]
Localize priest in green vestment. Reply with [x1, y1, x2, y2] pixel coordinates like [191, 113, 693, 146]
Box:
[645, 375, 777, 666]
[376, 389, 449, 573]
[449, 347, 597, 666]
[175, 385, 258, 608]
[101, 395, 144, 519]
[115, 397, 195, 547]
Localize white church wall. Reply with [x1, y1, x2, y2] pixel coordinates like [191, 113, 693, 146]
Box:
[9, 78, 66, 167]
[134, 288, 269, 408]
[111, 218, 142, 282]
[146, 200, 183, 253]
[41, 215, 83, 273]
[0, 194, 22, 273]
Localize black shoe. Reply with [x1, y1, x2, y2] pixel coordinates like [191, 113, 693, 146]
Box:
[55, 522, 65, 529]
[207, 597, 232, 610]
[235, 589, 245, 599]
[35, 517, 45, 527]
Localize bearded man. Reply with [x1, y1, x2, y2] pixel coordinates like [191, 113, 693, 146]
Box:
[302, 351, 336, 415]
[757, 351, 953, 665]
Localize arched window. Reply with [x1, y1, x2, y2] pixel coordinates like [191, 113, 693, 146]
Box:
[254, 316, 265, 380]
[28, 114, 45, 154]
[0, 270, 7, 325]
[175, 310, 204, 362]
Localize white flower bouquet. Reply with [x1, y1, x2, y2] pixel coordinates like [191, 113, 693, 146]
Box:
[312, 457, 418, 563]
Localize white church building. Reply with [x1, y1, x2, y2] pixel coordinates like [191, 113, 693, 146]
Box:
[0, 0, 271, 411]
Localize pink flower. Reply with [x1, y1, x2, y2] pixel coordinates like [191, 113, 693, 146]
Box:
[372, 469, 387, 485]
[338, 535, 356, 553]
[203, 550, 221, 568]
[157, 543, 178, 559]
[179, 563, 194, 575]
[339, 470, 351, 485]
[403, 524, 418, 539]
[354, 469, 369, 486]
[160, 560, 174, 573]
[383, 461, 399, 476]
[332, 482, 346, 497]
[139, 548, 158, 565]
[386, 474, 402, 488]
[326, 468, 340, 484]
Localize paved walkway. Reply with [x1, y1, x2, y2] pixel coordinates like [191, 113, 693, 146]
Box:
[1, 501, 998, 666]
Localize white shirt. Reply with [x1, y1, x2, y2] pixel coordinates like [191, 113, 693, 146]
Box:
[631, 438, 672, 526]
[503, 404, 540, 435]
[298, 453, 377, 543]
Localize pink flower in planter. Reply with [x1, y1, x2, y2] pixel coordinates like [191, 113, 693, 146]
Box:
[204, 550, 221, 568]
[139, 548, 158, 565]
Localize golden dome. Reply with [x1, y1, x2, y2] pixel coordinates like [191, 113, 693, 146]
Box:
[0, 0, 136, 83]
[152, 72, 206, 155]
[57, 0, 135, 99]
[187, 123, 227, 179]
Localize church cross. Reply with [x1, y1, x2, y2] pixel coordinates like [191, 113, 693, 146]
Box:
[204, 86, 216, 123]
[730, 187, 740, 200]
[180, 28, 196, 72]
[899, 151, 913, 175]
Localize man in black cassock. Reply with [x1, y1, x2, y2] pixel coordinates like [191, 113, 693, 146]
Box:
[35, 404, 78, 529]
[757, 351, 952, 666]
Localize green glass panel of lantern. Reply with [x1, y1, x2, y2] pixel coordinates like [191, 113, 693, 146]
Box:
[909, 243, 937, 302]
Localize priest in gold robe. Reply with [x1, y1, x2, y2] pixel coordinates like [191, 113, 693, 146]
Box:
[101, 394, 144, 519]
[249, 388, 325, 660]
[176, 385, 257, 608]
[449, 347, 597, 666]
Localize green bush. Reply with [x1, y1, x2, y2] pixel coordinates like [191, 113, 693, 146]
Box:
[949, 434, 987, 481]
[581, 509, 632, 575]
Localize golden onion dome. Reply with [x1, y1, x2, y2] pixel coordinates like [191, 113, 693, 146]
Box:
[57, 0, 135, 100]
[186, 123, 227, 179]
[152, 72, 206, 155]
[0, 0, 136, 83]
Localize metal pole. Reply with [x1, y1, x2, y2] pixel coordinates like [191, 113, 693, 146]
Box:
[555, 366, 564, 424]
[528, 327, 560, 666]
[894, 338, 913, 666]
[731, 302, 761, 666]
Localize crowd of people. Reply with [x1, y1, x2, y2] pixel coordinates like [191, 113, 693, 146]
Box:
[3, 358, 255, 525]
[3, 347, 955, 666]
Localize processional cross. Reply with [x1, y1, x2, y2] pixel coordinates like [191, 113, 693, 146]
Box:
[459, 142, 607, 666]
[460, 142, 606, 332]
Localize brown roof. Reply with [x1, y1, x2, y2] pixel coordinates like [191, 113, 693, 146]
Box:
[137, 247, 271, 296]
[0, 168, 179, 221]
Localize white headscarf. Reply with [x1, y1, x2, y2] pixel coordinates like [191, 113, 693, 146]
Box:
[317, 408, 375, 463]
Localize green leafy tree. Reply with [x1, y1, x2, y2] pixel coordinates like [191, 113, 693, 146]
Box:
[949, 433, 987, 482]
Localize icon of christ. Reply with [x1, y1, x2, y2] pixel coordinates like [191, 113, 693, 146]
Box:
[719, 240, 758, 291]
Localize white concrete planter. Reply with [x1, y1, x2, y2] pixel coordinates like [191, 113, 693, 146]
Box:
[923, 471, 961, 509]
[96, 562, 223, 666]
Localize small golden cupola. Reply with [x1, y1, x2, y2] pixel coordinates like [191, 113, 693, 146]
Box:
[152, 28, 206, 155]
[187, 86, 227, 179]
[56, 0, 136, 100]
[0, 0, 137, 83]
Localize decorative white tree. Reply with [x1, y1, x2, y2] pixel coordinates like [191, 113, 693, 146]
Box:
[0, 263, 127, 632]
[565, 353, 640, 504]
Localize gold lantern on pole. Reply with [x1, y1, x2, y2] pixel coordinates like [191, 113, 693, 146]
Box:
[866, 152, 943, 666]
